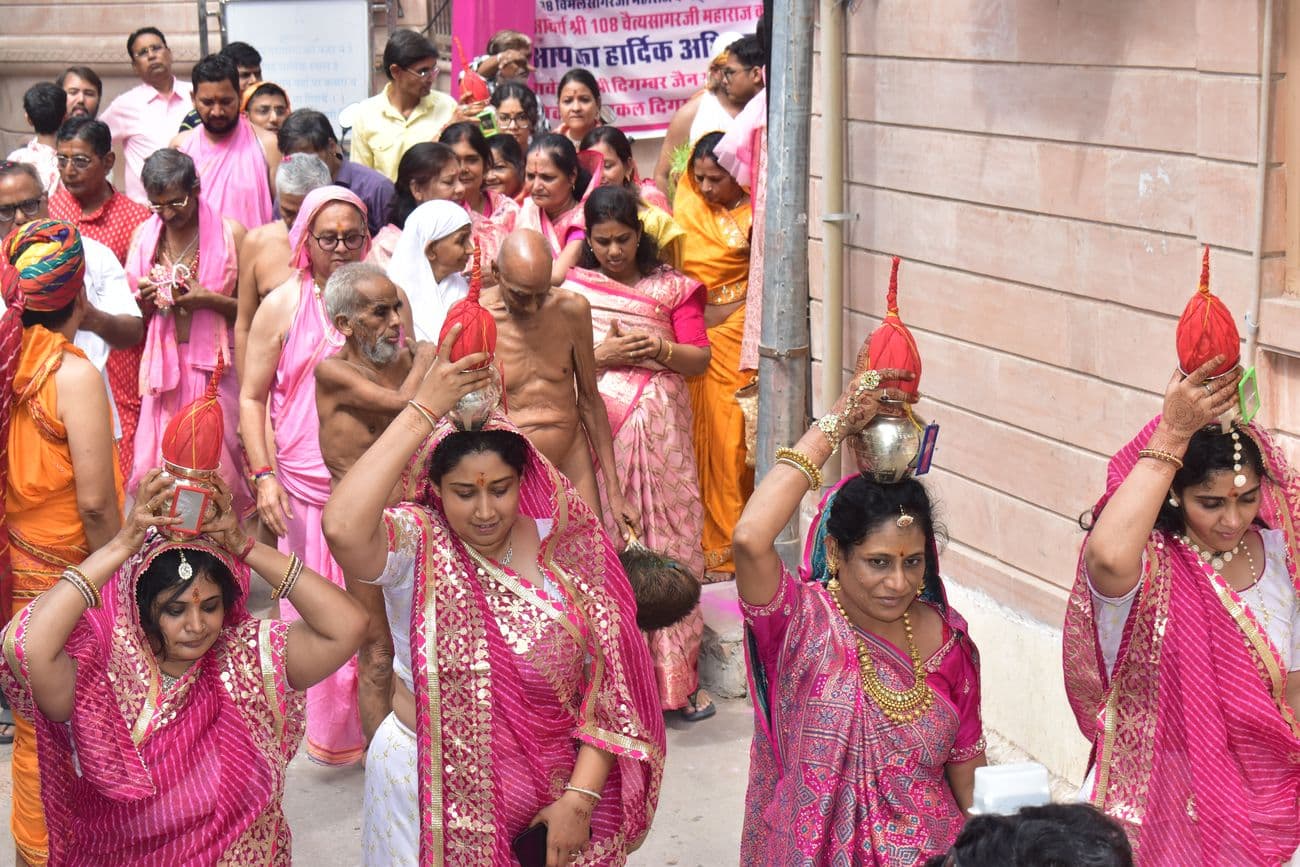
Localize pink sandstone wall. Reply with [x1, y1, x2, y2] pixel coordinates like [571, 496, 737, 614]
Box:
[810, 0, 1293, 629]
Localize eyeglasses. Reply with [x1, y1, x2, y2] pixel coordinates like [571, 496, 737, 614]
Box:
[497, 113, 532, 129]
[0, 195, 46, 224]
[56, 155, 96, 170]
[311, 231, 367, 251]
[401, 65, 435, 80]
[147, 195, 190, 213]
[722, 66, 754, 80]
[133, 43, 167, 60]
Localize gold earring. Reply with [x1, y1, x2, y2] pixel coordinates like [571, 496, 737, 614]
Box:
[915, 585, 923, 598]
[826, 550, 840, 577]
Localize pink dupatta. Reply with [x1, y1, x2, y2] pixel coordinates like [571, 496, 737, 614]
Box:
[564, 265, 701, 435]
[466, 189, 519, 268]
[126, 200, 236, 396]
[0, 532, 304, 865]
[179, 116, 274, 230]
[516, 150, 603, 258]
[397, 413, 665, 865]
[1064, 417, 1300, 865]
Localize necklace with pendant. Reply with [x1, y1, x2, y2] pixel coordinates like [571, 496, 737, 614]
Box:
[1179, 533, 1249, 574]
[828, 578, 933, 724]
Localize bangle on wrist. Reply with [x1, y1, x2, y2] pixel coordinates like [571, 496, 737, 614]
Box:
[563, 783, 602, 805]
[815, 413, 842, 448]
[407, 399, 438, 429]
[775, 446, 824, 491]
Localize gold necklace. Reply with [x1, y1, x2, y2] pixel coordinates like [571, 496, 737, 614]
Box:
[828, 578, 934, 724]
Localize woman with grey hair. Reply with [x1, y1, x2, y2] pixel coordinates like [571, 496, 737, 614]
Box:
[124, 148, 252, 516]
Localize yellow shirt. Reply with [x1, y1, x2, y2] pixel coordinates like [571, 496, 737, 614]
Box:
[639, 204, 686, 271]
[349, 83, 457, 180]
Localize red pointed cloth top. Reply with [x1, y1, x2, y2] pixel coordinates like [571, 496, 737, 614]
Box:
[438, 245, 496, 370]
[161, 350, 226, 474]
[454, 37, 491, 103]
[860, 256, 922, 396]
[1175, 246, 1239, 377]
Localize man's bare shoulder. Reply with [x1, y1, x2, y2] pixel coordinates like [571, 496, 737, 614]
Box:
[552, 288, 591, 321]
[245, 221, 287, 249]
[249, 275, 300, 330]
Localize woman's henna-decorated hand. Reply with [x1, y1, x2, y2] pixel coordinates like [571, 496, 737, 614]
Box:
[1158, 355, 1240, 440]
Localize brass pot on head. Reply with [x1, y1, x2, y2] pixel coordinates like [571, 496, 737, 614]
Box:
[448, 364, 503, 432]
[851, 403, 926, 484]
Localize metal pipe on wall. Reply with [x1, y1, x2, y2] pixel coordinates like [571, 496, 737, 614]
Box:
[1243, 0, 1275, 367]
[818, 0, 846, 412]
[758, 0, 815, 570]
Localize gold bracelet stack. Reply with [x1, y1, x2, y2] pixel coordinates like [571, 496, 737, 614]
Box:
[1137, 448, 1184, 470]
[61, 566, 101, 609]
[661, 341, 674, 365]
[775, 446, 824, 491]
[273, 554, 305, 600]
[563, 783, 603, 805]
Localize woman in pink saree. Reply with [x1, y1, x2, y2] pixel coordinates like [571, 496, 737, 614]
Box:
[1067, 357, 1300, 865]
[567, 185, 715, 720]
[0, 471, 366, 865]
[125, 149, 251, 517]
[325, 345, 665, 866]
[440, 122, 519, 269]
[516, 133, 601, 285]
[733, 370, 985, 865]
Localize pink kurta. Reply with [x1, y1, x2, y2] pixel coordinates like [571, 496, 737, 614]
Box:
[180, 117, 274, 230]
[566, 265, 709, 709]
[742, 565, 984, 865]
[126, 204, 253, 518]
[269, 271, 362, 766]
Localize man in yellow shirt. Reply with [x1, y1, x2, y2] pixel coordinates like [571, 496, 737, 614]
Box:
[349, 30, 457, 180]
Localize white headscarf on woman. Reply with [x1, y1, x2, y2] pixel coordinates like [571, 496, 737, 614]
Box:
[386, 200, 473, 341]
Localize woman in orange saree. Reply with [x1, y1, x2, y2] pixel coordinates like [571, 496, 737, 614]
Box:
[676, 131, 754, 578]
[568, 185, 716, 720]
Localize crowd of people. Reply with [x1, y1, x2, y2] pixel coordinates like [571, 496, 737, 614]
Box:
[0, 15, 1295, 867]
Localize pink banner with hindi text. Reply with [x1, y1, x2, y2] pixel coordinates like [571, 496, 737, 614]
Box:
[532, 0, 762, 136]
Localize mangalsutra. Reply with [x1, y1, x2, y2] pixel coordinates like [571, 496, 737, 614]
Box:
[827, 577, 933, 724]
[499, 543, 514, 566]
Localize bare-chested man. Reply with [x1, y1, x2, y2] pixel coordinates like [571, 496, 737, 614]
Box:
[316, 263, 435, 483]
[234, 152, 331, 371]
[484, 229, 637, 532]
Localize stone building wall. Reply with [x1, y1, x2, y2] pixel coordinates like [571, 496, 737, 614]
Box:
[808, 0, 1293, 783]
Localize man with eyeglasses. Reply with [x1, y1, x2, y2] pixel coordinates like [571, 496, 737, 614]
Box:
[172, 53, 279, 231]
[0, 161, 144, 470]
[49, 118, 153, 480]
[349, 30, 457, 181]
[240, 186, 384, 768]
[99, 27, 193, 205]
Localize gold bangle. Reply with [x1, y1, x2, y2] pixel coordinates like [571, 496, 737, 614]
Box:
[273, 554, 302, 599]
[407, 400, 438, 429]
[60, 567, 99, 609]
[1138, 448, 1183, 470]
[815, 413, 842, 448]
[661, 341, 674, 365]
[775, 446, 824, 491]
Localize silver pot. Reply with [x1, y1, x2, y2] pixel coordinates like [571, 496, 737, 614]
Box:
[851, 408, 925, 483]
[447, 365, 503, 431]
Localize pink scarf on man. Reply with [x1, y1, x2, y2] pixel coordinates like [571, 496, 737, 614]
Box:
[126, 199, 236, 397]
[180, 116, 274, 229]
[397, 412, 665, 865]
[1064, 417, 1300, 865]
[0, 532, 304, 865]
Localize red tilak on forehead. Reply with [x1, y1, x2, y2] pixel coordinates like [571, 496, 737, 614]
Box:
[191, 586, 202, 604]
[475, 473, 488, 488]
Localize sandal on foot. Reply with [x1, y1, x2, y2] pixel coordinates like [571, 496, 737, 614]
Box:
[679, 689, 716, 722]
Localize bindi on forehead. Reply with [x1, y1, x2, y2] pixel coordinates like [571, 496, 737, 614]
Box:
[475, 473, 488, 488]
[191, 586, 203, 604]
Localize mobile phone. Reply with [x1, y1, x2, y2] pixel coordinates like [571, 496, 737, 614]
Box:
[511, 823, 547, 867]
[168, 482, 212, 537]
[915, 422, 940, 475]
[477, 106, 499, 137]
[1238, 366, 1261, 424]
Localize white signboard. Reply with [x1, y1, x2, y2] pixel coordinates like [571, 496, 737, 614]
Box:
[223, 0, 373, 133]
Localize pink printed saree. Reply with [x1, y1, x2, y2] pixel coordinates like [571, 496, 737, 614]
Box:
[0, 532, 304, 866]
[466, 189, 519, 268]
[741, 479, 985, 866]
[397, 412, 665, 865]
[565, 265, 708, 709]
[1064, 417, 1300, 866]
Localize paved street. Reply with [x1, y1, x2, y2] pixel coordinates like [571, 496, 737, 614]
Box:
[0, 697, 754, 866]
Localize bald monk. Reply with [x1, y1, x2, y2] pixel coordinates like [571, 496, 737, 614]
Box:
[235, 153, 332, 372]
[315, 263, 435, 483]
[484, 229, 638, 532]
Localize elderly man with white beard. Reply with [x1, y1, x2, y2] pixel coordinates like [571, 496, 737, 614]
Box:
[315, 263, 435, 485]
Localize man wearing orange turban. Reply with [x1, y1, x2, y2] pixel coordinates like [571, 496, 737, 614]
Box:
[0, 219, 123, 866]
